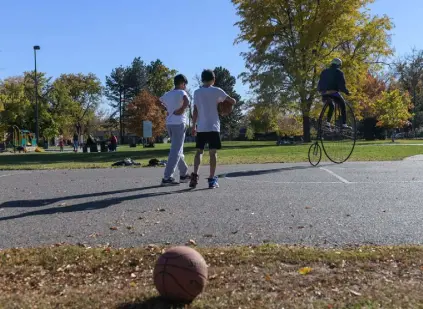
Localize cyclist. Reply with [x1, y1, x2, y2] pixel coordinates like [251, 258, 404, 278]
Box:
[317, 58, 351, 129]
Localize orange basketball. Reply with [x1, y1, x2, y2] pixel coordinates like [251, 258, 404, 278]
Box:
[218, 100, 233, 116]
[153, 246, 208, 303]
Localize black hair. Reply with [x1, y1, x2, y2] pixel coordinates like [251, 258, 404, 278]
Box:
[174, 74, 188, 87]
[201, 69, 215, 83]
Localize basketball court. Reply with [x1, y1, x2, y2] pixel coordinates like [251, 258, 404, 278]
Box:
[0, 160, 422, 249]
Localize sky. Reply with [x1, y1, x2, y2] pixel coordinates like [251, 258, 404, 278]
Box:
[0, 0, 422, 109]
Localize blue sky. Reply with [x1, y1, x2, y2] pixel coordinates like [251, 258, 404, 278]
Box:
[0, 0, 421, 107]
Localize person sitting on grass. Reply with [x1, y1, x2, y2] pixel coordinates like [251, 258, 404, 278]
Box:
[159, 74, 191, 186]
[189, 69, 236, 189]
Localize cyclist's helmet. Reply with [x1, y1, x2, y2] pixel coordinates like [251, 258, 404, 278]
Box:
[331, 58, 342, 67]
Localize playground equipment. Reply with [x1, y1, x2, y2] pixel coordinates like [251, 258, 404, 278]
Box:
[11, 125, 37, 153]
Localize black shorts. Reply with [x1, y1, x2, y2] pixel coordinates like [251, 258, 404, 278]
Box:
[196, 132, 221, 150]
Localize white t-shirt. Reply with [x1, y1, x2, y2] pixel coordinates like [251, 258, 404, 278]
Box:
[193, 86, 228, 132]
[160, 89, 189, 125]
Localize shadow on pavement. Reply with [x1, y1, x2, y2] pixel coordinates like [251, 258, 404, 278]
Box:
[0, 187, 211, 222]
[0, 185, 164, 208]
[218, 163, 330, 178]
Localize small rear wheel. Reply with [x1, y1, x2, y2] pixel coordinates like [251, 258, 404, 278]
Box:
[308, 142, 322, 166]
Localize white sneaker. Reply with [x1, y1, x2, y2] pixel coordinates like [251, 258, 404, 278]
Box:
[342, 124, 352, 130]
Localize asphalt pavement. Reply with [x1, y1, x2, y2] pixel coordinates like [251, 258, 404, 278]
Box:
[0, 160, 423, 249]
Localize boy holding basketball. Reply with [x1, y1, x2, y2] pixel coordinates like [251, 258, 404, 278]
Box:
[160, 74, 191, 186]
[189, 69, 236, 189]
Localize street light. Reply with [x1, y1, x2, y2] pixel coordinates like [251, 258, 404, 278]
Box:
[33, 45, 40, 143]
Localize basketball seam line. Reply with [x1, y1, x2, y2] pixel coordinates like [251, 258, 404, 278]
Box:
[154, 264, 208, 280]
[158, 271, 198, 298]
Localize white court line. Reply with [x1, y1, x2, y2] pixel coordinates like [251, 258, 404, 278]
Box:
[319, 167, 350, 184]
[0, 172, 30, 179]
[224, 177, 342, 184]
[224, 176, 423, 185]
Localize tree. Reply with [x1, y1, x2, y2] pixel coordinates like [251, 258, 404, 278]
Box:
[105, 66, 131, 143]
[212, 67, 244, 139]
[233, 0, 393, 141]
[52, 73, 102, 136]
[105, 58, 175, 142]
[147, 59, 176, 97]
[395, 49, 423, 129]
[373, 89, 412, 141]
[126, 90, 166, 138]
[0, 77, 33, 134]
[247, 103, 280, 134]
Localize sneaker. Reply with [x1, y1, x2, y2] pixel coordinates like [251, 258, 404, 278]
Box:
[189, 173, 199, 188]
[342, 124, 352, 130]
[208, 176, 219, 189]
[180, 174, 191, 183]
[161, 177, 179, 186]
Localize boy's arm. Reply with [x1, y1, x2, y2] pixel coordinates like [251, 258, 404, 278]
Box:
[191, 105, 198, 136]
[222, 95, 236, 106]
[173, 95, 189, 115]
[217, 88, 236, 105]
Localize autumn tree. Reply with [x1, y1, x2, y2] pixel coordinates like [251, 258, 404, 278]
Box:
[233, 0, 393, 141]
[126, 90, 166, 138]
[373, 89, 412, 141]
[105, 57, 175, 143]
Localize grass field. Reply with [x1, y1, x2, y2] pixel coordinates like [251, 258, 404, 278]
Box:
[0, 244, 421, 308]
[0, 140, 422, 170]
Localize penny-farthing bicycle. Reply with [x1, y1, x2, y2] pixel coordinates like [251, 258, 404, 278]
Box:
[308, 97, 357, 166]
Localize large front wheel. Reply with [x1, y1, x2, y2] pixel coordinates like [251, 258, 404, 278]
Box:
[319, 100, 356, 164]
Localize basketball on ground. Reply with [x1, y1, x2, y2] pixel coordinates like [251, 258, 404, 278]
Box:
[153, 246, 208, 303]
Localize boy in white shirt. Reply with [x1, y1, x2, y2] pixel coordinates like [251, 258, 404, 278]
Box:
[190, 69, 236, 189]
[160, 74, 191, 186]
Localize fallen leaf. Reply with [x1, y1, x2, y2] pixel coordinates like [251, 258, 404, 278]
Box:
[265, 274, 271, 281]
[130, 273, 137, 278]
[138, 217, 144, 220]
[187, 239, 197, 246]
[305, 206, 311, 209]
[59, 203, 67, 207]
[297, 226, 305, 229]
[203, 234, 214, 238]
[157, 208, 166, 212]
[110, 227, 118, 231]
[298, 267, 312, 275]
[231, 231, 238, 234]
[348, 289, 362, 296]
[147, 244, 159, 250]
[209, 274, 218, 280]
[126, 226, 133, 230]
[130, 281, 136, 287]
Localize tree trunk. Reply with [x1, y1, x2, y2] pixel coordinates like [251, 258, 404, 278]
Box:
[302, 115, 311, 143]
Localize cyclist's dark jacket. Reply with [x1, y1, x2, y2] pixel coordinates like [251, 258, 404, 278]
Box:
[317, 65, 350, 95]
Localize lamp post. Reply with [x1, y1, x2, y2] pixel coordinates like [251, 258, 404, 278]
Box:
[33, 45, 40, 143]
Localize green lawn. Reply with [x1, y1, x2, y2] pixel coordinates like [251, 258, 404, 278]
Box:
[0, 140, 422, 170]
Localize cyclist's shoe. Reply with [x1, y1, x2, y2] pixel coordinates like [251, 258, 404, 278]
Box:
[323, 122, 332, 132]
[342, 124, 352, 130]
[161, 177, 179, 186]
[189, 173, 199, 188]
[208, 176, 219, 189]
[179, 174, 191, 183]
